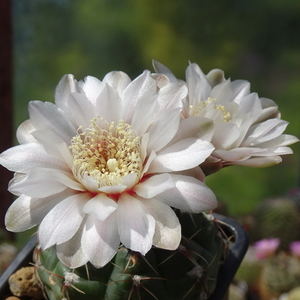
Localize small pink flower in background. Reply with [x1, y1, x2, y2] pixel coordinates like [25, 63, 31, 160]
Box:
[253, 238, 280, 259]
[290, 241, 300, 257]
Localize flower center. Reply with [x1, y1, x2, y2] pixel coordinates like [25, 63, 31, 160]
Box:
[70, 117, 142, 188]
[190, 97, 231, 122]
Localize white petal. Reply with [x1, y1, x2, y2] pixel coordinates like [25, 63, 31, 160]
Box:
[254, 134, 299, 148]
[140, 132, 150, 161]
[102, 71, 131, 95]
[151, 73, 172, 88]
[134, 174, 175, 198]
[206, 69, 226, 87]
[16, 120, 37, 144]
[83, 193, 117, 221]
[0, 143, 68, 173]
[156, 174, 217, 213]
[152, 60, 178, 83]
[235, 93, 262, 127]
[244, 146, 293, 157]
[80, 75, 105, 105]
[9, 168, 85, 198]
[157, 82, 187, 109]
[39, 193, 89, 249]
[141, 150, 156, 176]
[170, 116, 214, 145]
[231, 80, 251, 103]
[225, 156, 282, 167]
[56, 221, 89, 268]
[117, 193, 155, 255]
[95, 83, 123, 124]
[211, 122, 240, 149]
[80, 174, 99, 193]
[186, 63, 211, 106]
[242, 119, 289, 146]
[256, 97, 279, 122]
[210, 80, 233, 105]
[148, 138, 214, 173]
[82, 213, 119, 268]
[28, 101, 77, 145]
[67, 92, 97, 129]
[54, 74, 79, 113]
[5, 190, 76, 232]
[121, 173, 138, 189]
[173, 166, 206, 182]
[147, 108, 181, 151]
[98, 185, 127, 194]
[131, 95, 160, 137]
[139, 197, 181, 250]
[32, 128, 72, 163]
[122, 70, 157, 123]
[213, 148, 254, 162]
[5, 195, 36, 232]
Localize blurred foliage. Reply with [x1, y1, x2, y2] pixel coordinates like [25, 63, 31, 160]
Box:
[12, 0, 299, 217]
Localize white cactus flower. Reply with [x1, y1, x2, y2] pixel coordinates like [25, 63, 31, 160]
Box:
[153, 60, 298, 173]
[0, 70, 217, 268]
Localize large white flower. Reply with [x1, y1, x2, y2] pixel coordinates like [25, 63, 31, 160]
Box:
[0, 70, 217, 268]
[153, 60, 298, 172]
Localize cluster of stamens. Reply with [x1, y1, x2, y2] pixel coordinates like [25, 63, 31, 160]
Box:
[190, 97, 231, 122]
[70, 117, 142, 188]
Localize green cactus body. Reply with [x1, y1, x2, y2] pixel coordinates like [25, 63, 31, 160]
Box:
[234, 247, 262, 287]
[253, 197, 300, 249]
[35, 212, 225, 300]
[258, 253, 300, 299]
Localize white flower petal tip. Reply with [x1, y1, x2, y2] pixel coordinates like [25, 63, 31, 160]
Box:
[117, 194, 155, 255]
[156, 174, 218, 213]
[154, 60, 298, 168]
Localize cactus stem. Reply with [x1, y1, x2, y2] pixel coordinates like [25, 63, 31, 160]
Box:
[32, 262, 86, 299]
[214, 219, 234, 242]
[107, 274, 167, 300]
[35, 212, 225, 299]
[213, 219, 234, 259]
[182, 280, 197, 300]
[31, 262, 65, 280]
[108, 262, 167, 300]
[181, 236, 210, 265]
[157, 250, 177, 266]
[139, 254, 159, 276]
[129, 275, 167, 300]
[178, 243, 209, 271]
[123, 250, 138, 270]
[187, 226, 205, 240]
[188, 213, 198, 228]
[184, 266, 214, 300]
[184, 253, 218, 300]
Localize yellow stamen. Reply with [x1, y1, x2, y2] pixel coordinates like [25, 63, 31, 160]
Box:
[70, 118, 142, 188]
[190, 97, 231, 122]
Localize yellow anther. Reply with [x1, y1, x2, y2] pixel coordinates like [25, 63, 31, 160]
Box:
[190, 97, 231, 122]
[70, 117, 142, 189]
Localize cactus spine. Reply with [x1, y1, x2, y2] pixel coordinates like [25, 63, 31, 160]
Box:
[35, 212, 225, 300]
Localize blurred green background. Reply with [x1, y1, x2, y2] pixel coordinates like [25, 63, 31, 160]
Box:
[12, 0, 299, 225]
